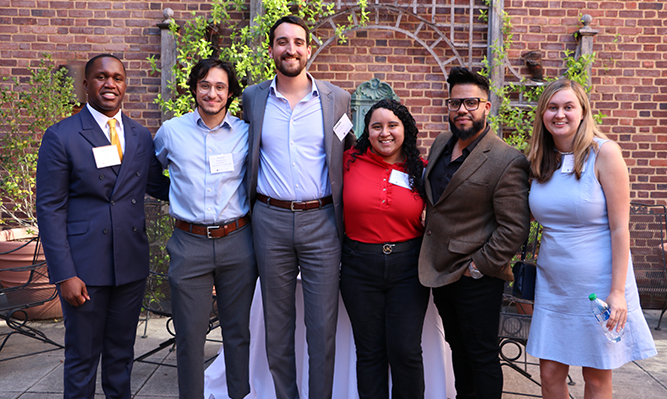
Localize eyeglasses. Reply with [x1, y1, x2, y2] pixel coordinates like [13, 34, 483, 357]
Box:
[445, 97, 488, 112]
[197, 82, 228, 95]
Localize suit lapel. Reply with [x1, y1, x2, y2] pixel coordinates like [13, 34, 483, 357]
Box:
[78, 107, 120, 176]
[250, 81, 271, 193]
[316, 79, 335, 167]
[117, 112, 137, 177]
[79, 106, 110, 148]
[252, 81, 271, 140]
[425, 132, 450, 205]
[434, 131, 494, 206]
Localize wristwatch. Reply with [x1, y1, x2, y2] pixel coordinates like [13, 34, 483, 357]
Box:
[468, 262, 483, 279]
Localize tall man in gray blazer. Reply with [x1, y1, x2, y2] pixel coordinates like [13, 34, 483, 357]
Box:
[419, 67, 530, 399]
[242, 15, 353, 399]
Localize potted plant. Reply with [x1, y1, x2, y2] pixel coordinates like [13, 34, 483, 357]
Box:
[0, 55, 78, 319]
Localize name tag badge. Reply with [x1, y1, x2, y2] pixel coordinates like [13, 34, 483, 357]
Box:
[560, 154, 586, 173]
[389, 169, 411, 190]
[92, 145, 121, 169]
[210, 153, 234, 174]
[333, 113, 353, 141]
[560, 154, 574, 173]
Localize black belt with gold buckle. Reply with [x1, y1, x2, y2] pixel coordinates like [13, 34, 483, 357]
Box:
[344, 236, 422, 255]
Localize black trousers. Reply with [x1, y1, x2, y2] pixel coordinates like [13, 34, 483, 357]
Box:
[340, 239, 429, 399]
[59, 279, 146, 399]
[433, 275, 505, 399]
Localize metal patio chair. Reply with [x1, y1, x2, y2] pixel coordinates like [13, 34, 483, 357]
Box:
[629, 202, 667, 330]
[0, 236, 64, 362]
[134, 198, 220, 366]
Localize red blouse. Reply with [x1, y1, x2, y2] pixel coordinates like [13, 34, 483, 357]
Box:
[343, 148, 426, 244]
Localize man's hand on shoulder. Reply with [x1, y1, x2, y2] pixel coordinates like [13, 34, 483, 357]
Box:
[59, 276, 90, 307]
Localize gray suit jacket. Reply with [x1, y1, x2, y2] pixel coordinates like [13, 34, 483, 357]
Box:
[242, 77, 352, 242]
[418, 129, 531, 287]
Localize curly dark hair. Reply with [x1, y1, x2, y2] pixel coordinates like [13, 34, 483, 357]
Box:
[347, 99, 426, 199]
[187, 58, 242, 112]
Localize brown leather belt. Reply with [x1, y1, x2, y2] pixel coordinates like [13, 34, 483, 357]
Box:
[256, 193, 333, 211]
[175, 215, 250, 239]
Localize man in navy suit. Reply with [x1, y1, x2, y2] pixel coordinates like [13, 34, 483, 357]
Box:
[36, 54, 169, 399]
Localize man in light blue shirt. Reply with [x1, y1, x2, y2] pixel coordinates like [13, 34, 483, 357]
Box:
[154, 58, 257, 399]
[243, 16, 354, 399]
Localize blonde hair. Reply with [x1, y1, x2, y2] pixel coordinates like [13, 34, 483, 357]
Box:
[527, 79, 607, 183]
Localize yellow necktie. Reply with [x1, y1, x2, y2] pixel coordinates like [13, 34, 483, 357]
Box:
[107, 118, 123, 162]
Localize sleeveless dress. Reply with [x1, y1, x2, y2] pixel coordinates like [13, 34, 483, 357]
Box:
[526, 138, 657, 369]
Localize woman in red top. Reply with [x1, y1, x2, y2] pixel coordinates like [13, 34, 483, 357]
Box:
[341, 99, 429, 399]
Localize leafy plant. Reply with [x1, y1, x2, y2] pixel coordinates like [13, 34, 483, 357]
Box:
[480, 10, 606, 151]
[0, 55, 78, 227]
[148, 0, 368, 117]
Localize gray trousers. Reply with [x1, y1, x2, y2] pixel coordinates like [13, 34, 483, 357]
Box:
[252, 201, 341, 399]
[167, 223, 257, 399]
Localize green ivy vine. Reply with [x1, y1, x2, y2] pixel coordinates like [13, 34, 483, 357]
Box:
[149, 0, 368, 117]
[479, 0, 605, 152]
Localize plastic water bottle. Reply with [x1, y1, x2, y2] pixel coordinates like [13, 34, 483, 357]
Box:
[589, 293, 623, 343]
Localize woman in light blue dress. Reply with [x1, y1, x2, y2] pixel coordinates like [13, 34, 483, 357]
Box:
[526, 79, 656, 399]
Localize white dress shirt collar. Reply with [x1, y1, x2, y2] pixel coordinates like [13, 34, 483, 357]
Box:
[86, 103, 123, 133]
[269, 73, 320, 101]
[192, 107, 232, 131]
[86, 103, 125, 152]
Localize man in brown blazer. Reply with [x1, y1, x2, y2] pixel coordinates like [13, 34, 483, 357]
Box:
[419, 67, 530, 399]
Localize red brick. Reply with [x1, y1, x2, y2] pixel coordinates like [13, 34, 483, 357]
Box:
[67, 10, 93, 18]
[12, 34, 35, 42]
[600, 2, 625, 9]
[639, 2, 664, 10]
[88, 2, 112, 10]
[30, 9, 54, 17]
[11, 0, 35, 6]
[12, 17, 36, 25]
[619, 10, 644, 18]
[89, 19, 112, 27]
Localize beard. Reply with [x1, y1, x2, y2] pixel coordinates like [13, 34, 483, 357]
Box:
[198, 101, 226, 117]
[274, 54, 308, 77]
[448, 113, 487, 141]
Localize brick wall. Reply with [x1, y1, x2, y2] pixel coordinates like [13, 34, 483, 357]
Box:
[307, 4, 486, 156]
[0, 0, 665, 202]
[0, 0, 216, 131]
[505, 0, 667, 204]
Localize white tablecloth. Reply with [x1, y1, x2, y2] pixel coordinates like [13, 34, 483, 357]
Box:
[204, 281, 456, 399]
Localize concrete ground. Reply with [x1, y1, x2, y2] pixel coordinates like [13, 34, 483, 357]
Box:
[1, 309, 665, 398]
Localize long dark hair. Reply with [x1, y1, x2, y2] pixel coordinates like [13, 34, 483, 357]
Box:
[348, 99, 426, 199]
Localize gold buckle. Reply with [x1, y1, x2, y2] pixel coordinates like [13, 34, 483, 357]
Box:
[382, 243, 395, 254]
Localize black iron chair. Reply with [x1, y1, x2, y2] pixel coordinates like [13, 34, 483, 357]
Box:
[135, 198, 220, 366]
[0, 236, 64, 362]
[629, 202, 667, 330]
[499, 223, 575, 398]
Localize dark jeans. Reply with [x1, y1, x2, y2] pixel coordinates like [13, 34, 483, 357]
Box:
[433, 275, 505, 399]
[340, 237, 429, 399]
